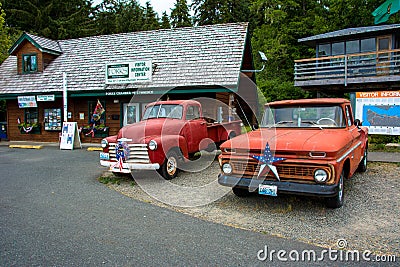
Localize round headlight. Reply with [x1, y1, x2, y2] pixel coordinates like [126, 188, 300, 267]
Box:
[148, 140, 158, 151]
[222, 163, 233, 174]
[314, 169, 328, 183]
[101, 139, 108, 148]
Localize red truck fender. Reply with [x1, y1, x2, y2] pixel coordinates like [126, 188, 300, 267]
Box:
[148, 135, 189, 164]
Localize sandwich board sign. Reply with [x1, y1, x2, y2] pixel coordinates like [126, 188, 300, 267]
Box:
[60, 122, 82, 150]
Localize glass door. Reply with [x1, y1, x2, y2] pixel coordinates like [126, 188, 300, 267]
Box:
[123, 103, 140, 126]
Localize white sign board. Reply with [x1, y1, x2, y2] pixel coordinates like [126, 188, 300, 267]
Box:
[18, 96, 37, 108]
[105, 60, 152, 84]
[355, 91, 400, 135]
[60, 122, 82, 150]
[37, 95, 55, 101]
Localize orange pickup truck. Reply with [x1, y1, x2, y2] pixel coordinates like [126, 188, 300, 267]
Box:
[218, 98, 368, 208]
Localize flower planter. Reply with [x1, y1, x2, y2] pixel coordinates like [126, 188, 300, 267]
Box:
[18, 125, 41, 134]
[82, 127, 109, 138]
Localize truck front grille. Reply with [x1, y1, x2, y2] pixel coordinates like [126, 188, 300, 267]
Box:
[108, 143, 150, 164]
[229, 160, 333, 182]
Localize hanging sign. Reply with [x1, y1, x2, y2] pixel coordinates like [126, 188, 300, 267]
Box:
[60, 122, 82, 150]
[37, 95, 55, 101]
[105, 60, 152, 84]
[18, 96, 37, 108]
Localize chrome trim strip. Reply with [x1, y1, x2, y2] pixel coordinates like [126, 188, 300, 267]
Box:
[337, 141, 362, 163]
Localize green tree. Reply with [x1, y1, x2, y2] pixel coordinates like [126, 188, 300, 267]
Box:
[160, 11, 171, 29]
[1, 0, 96, 39]
[0, 2, 9, 121]
[192, 0, 250, 25]
[0, 2, 10, 63]
[170, 0, 192, 28]
[192, 0, 227, 25]
[143, 1, 160, 30]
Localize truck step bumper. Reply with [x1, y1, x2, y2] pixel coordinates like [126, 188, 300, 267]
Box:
[218, 174, 339, 197]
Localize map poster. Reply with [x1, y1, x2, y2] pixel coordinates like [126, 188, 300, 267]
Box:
[60, 122, 82, 150]
[355, 91, 400, 135]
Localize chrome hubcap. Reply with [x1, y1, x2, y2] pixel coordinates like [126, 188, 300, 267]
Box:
[167, 157, 177, 176]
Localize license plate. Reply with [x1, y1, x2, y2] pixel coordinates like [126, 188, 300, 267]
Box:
[259, 184, 278, 196]
[100, 152, 110, 160]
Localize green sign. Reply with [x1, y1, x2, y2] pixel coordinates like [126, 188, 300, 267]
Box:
[106, 60, 152, 84]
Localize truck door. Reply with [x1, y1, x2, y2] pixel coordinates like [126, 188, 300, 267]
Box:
[185, 105, 207, 153]
[346, 105, 363, 171]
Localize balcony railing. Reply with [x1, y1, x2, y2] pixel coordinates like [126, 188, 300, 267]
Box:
[294, 49, 400, 87]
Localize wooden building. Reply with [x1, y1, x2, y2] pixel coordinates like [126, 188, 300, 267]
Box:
[294, 24, 400, 93]
[294, 24, 400, 136]
[0, 23, 258, 142]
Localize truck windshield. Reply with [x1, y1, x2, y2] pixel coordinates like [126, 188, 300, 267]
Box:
[261, 105, 346, 128]
[142, 104, 183, 120]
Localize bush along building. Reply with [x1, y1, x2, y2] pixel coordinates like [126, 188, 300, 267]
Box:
[0, 23, 259, 142]
[294, 24, 400, 136]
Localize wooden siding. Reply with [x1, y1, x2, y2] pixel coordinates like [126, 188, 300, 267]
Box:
[15, 41, 43, 74]
[7, 99, 62, 142]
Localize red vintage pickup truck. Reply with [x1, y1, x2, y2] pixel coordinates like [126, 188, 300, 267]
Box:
[100, 100, 241, 179]
[218, 98, 368, 208]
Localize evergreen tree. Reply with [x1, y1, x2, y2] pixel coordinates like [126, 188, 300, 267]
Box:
[0, 2, 10, 64]
[143, 1, 160, 30]
[170, 0, 192, 28]
[114, 0, 145, 33]
[192, 0, 226, 25]
[160, 11, 171, 29]
[1, 0, 96, 39]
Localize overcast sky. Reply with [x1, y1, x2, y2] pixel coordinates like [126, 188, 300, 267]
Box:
[93, 0, 193, 16]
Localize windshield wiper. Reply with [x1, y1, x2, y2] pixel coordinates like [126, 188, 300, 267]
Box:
[302, 121, 323, 130]
[267, 121, 293, 128]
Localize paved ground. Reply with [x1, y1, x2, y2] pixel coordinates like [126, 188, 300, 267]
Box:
[1, 146, 366, 266]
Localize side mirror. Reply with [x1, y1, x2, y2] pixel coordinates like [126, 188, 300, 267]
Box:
[354, 119, 362, 128]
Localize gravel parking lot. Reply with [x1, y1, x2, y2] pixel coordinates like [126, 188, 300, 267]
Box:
[102, 161, 400, 256]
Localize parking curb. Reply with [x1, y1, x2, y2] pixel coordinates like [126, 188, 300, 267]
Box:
[9, 145, 43, 149]
[87, 147, 102, 151]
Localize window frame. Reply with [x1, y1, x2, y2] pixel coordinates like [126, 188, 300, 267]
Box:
[22, 53, 38, 73]
[24, 108, 39, 125]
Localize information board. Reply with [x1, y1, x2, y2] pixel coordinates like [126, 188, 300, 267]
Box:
[60, 122, 82, 150]
[355, 91, 400, 135]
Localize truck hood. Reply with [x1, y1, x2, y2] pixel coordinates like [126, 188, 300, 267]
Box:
[117, 119, 184, 143]
[222, 128, 353, 154]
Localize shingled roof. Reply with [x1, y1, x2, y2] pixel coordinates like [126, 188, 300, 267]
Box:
[0, 23, 249, 96]
[9, 32, 62, 55]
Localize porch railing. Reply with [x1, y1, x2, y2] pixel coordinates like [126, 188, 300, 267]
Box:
[294, 49, 400, 86]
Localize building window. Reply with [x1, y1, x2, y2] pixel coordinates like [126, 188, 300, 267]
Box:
[25, 108, 38, 124]
[346, 40, 360, 54]
[22, 54, 38, 73]
[332, 42, 344, 56]
[318, 43, 331, 57]
[361, 38, 376, 52]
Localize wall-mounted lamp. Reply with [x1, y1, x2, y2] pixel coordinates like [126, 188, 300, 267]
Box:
[241, 51, 268, 73]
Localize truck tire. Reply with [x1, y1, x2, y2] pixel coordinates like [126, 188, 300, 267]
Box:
[232, 186, 252, 197]
[357, 148, 367, 173]
[160, 150, 180, 180]
[326, 170, 344, 209]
